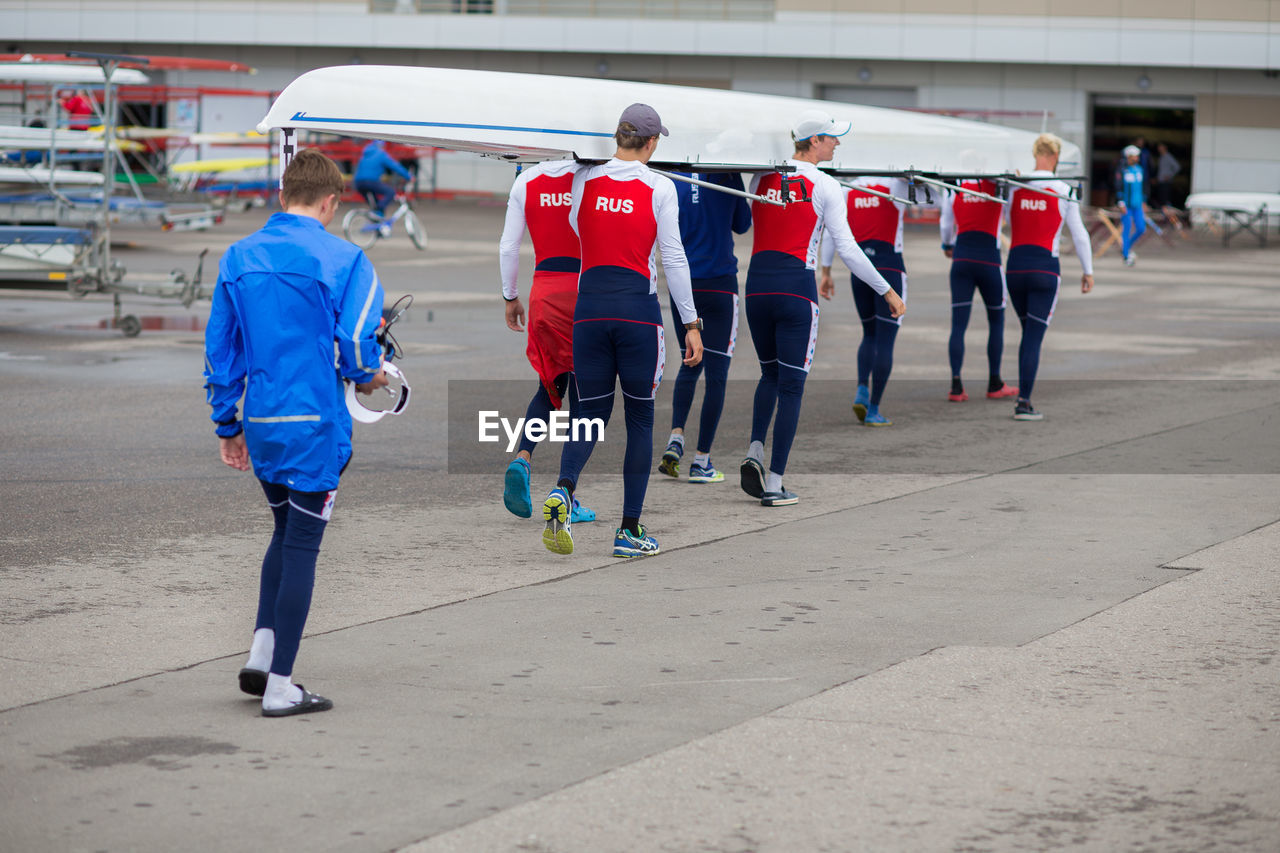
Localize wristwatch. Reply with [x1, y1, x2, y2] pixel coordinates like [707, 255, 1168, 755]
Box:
[684, 317, 703, 331]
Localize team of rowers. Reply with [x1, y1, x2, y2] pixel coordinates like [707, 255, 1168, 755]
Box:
[497, 105, 1094, 558]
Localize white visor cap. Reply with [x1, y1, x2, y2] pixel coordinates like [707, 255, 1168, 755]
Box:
[791, 110, 852, 142]
[346, 362, 411, 424]
[1123, 145, 1141, 158]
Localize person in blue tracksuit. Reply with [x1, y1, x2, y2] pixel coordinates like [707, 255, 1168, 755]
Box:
[354, 139, 413, 219]
[658, 171, 751, 484]
[204, 149, 387, 717]
[1117, 144, 1146, 266]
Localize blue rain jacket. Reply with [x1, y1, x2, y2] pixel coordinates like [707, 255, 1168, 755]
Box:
[204, 212, 384, 492]
[1118, 162, 1146, 208]
[354, 140, 412, 184]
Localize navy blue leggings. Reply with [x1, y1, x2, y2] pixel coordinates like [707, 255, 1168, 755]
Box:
[1006, 269, 1060, 401]
[558, 317, 663, 519]
[354, 179, 394, 217]
[257, 481, 331, 677]
[517, 373, 578, 457]
[851, 268, 906, 407]
[948, 259, 1006, 378]
[669, 285, 738, 454]
[745, 291, 818, 476]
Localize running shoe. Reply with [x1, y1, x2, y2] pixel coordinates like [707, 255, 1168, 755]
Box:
[948, 388, 969, 402]
[613, 525, 660, 558]
[852, 384, 870, 423]
[503, 457, 532, 518]
[1013, 400, 1044, 421]
[1124, 251, 1137, 266]
[541, 487, 573, 554]
[760, 488, 799, 507]
[657, 441, 683, 478]
[739, 456, 765, 498]
[688, 461, 725, 484]
[986, 383, 1019, 399]
[570, 497, 596, 524]
[864, 405, 892, 427]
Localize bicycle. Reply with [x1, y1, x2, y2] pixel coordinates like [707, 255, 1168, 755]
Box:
[343, 189, 427, 251]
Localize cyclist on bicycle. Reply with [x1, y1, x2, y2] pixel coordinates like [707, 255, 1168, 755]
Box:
[354, 140, 413, 234]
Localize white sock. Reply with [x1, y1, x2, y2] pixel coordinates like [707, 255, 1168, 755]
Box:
[694, 452, 710, 467]
[765, 471, 784, 493]
[246, 628, 274, 672]
[262, 672, 303, 711]
[668, 432, 684, 451]
[748, 441, 765, 464]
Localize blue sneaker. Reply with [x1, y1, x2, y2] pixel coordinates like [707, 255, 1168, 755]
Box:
[852, 384, 870, 423]
[613, 524, 660, 558]
[570, 496, 596, 523]
[542, 487, 573, 555]
[864, 405, 892, 426]
[688, 461, 725, 483]
[657, 440, 683, 478]
[503, 457, 532, 518]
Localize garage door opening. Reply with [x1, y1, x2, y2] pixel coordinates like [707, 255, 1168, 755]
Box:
[1091, 95, 1194, 209]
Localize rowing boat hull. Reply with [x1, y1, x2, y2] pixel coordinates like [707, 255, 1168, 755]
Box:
[258, 65, 1081, 176]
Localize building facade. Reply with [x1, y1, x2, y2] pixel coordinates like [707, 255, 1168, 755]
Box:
[3, 0, 1277, 199]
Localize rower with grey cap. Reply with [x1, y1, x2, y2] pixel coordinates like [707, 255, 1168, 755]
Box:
[617, 102, 669, 138]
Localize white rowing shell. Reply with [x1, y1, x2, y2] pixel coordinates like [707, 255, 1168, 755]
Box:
[0, 165, 106, 186]
[1185, 192, 1280, 212]
[258, 65, 1081, 176]
[0, 125, 111, 151]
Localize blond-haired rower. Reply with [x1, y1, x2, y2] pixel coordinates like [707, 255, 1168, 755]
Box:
[1002, 133, 1094, 421]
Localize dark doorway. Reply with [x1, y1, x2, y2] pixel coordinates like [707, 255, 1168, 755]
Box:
[1091, 96, 1194, 209]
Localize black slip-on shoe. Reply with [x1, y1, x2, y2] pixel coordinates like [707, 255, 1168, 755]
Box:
[238, 668, 267, 697]
[739, 457, 765, 498]
[261, 686, 333, 717]
[761, 489, 799, 507]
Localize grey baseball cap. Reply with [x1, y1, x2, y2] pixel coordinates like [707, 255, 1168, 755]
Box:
[618, 103, 669, 137]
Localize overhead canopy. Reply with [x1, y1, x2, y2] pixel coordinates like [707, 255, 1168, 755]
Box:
[258, 65, 1082, 176]
[0, 54, 254, 74]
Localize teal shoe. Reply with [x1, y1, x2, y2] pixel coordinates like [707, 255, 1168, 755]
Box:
[864, 405, 892, 427]
[570, 497, 596, 523]
[503, 457, 532, 518]
[852, 384, 870, 423]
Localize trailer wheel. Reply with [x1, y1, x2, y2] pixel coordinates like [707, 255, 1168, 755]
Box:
[118, 315, 142, 337]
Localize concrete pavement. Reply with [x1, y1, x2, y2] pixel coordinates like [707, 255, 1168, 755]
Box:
[0, 201, 1277, 852]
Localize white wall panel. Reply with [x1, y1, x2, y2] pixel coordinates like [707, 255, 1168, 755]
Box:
[909, 23, 975, 62]
[1191, 31, 1271, 68]
[1046, 27, 1123, 65]
[1203, 126, 1280, 160]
